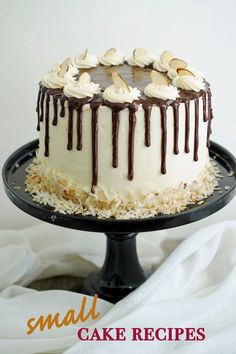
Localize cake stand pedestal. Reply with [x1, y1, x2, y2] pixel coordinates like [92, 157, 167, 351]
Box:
[2, 140, 236, 303]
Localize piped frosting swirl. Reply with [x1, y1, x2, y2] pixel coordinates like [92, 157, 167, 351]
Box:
[42, 63, 78, 89]
[64, 72, 101, 99]
[153, 50, 174, 72]
[103, 72, 141, 103]
[127, 48, 156, 67]
[99, 48, 125, 66]
[144, 70, 179, 100]
[144, 84, 179, 100]
[172, 68, 205, 92]
[73, 50, 98, 68]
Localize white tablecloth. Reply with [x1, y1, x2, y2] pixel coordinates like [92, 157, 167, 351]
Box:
[0, 221, 236, 354]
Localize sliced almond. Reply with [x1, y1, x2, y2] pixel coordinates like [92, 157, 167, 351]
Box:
[133, 47, 148, 59]
[160, 50, 174, 64]
[169, 58, 187, 70]
[151, 70, 170, 86]
[104, 48, 116, 57]
[78, 72, 91, 85]
[177, 68, 194, 77]
[58, 63, 69, 77]
[79, 49, 88, 60]
[112, 72, 130, 92]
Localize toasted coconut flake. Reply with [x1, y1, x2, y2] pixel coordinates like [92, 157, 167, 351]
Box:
[25, 157, 218, 220]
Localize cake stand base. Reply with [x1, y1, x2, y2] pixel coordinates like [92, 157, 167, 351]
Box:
[77, 232, 145, 303]
[2, 140, 236, 303]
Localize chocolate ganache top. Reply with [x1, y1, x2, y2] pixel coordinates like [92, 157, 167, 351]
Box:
[69, 63, 209, 102]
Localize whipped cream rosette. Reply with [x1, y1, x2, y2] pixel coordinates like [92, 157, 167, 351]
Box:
[103, 72, 141, 103]
[153, 52, 203, 81]
[153, 50, 174, 72]
[144, 70, 179, 100]
[72, 50, 98, 69]
[172, 68, 205, 92]
[42, 62, 78, 89]
[99, 48, 125, 66]
[167, 58, 203, 80]
[127, 48, 156, 67]
[64, 72, 101, 99]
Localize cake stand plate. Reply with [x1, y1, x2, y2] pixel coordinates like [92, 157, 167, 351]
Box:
[2, 140, 236, 303]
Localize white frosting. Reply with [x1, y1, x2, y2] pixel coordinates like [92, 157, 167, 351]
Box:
[167, 68, 179, 80]
[51, 62, 78, 76]
[103, 85, 141, 103]
[42, 65, 78, 89]
[64, 80, 101, 99]
[153, 60, 170, 72]
[73, 53, 98, 68]
[168, 66, 203, 80]
[172, 75, 205, 92]
[144, 83, 179, 100]
[127, 52, 156, 67]
[38, 99, 209, 202]
[99, 51, 125, 66]
[51, 62, 62, 73]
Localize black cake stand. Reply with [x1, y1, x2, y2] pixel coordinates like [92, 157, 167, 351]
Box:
[2, 139, 236, 303]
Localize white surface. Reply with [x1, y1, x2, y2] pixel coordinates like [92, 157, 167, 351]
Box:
[0, 221, 236, 353]
[0, 0, 235, 228]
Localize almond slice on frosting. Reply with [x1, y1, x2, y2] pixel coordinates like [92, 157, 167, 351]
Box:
[160, 50, 174, 64]
[133, 48, 148, 59]
[151, 70, 170, 86]
[169, 58, 188, 70]
[104, 48, 116, 57]
[177, 68, 194, 77]
[112, 72, 130, 92]
[78, 72, 91, 85]
[78, 49, 88, 60]
[58, 63, 69, 77]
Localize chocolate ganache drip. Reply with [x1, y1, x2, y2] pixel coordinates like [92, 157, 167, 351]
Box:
[39, 88, 46, 123]
[52, 96, 59, 126]
[36, 64, 212, 189]
[202, 91, 207, 122]
[112, 107, 122, 168]
[128, 104, 138, 180]
[60, 96, 66, 118]
[91, 101, 101, 192]
[76, 107, 83, 151]
[142, 103, 152, 147]
[160, 105, 167, 174]
[184, 100, 190, 153]
[36, 85, 42, 131]
[194, 97, 199, 161]
[44, 94, 50, 157]
[67, 107, 74, 150]
[206, 90, 213, 147]
[172, 101, 180, 155]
